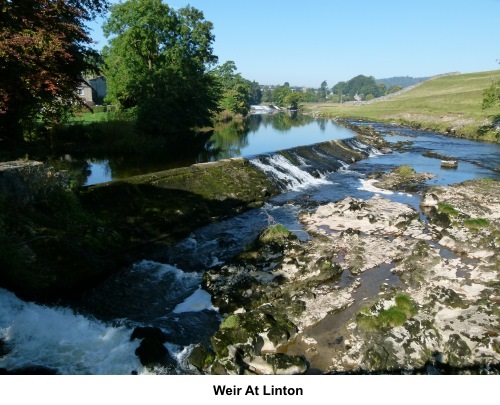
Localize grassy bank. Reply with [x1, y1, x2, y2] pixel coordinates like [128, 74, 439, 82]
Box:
[302, 70, 500, 142]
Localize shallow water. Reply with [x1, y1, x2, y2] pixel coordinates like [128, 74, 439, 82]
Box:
[1, 117, 499, 374]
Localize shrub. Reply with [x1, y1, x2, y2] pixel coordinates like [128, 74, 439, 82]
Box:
[395, 165, 415, 179]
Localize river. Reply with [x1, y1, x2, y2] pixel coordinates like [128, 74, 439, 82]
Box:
[1, 115, 499, 374]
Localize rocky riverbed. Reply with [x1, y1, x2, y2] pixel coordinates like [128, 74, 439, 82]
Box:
[193, 177, 499, 374]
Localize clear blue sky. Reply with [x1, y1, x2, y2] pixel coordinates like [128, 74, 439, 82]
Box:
[89, 0, 500, 87]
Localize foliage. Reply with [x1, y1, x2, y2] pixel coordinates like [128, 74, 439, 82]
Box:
[102, 0, 220, 136]
[375, 76, 429, 88]
[302, 89, 319, 103]
[0, 0, 108, 142]
[395, 165, 416, 179]
[482, 79, 500, 109]
[211, 61, 251, 116]
[270, 84, 292, 107]
[318, 80, 329, 100]
[285, 92, 303, 110]
[305, 70, 500, 142]
[331, 75, 385, 100]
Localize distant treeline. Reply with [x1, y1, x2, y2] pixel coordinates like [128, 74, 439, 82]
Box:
[375, 76, 430, 89]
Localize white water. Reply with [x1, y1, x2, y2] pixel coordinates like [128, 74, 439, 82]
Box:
[250, 154, 332, 191]
[347, 139, 382, 157]
[0, 288, 142, 375]
[172, 287, 217, 314]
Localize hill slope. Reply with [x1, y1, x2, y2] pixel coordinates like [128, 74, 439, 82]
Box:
[305, 70, 500, 142]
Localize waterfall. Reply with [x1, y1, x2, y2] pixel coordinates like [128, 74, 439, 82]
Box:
[250, 153, 332, 191]
[343, 139, 381, 157]
[248, 138, 380, 191]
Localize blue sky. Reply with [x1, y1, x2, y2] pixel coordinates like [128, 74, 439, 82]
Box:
[88, 0, 500, 87]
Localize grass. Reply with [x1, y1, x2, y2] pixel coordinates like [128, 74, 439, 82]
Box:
[357, 293, 417, 331]
[259, 224, 291, 244]
[463, 218, 490, 231]
[302, 70, 500, 141]
[437, 202, 460, 217]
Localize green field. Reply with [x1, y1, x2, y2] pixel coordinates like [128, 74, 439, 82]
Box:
[303, 70, 500, 142]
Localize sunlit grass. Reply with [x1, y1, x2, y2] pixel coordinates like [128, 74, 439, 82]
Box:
[303, 70, 500, 141]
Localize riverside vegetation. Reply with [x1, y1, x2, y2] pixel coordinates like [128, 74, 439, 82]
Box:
[303, 70, 500, 142]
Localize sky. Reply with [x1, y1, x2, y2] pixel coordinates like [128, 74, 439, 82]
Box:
[88, 0, 500, 87]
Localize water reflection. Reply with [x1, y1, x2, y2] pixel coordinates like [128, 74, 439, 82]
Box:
[77, 113, 354, 185]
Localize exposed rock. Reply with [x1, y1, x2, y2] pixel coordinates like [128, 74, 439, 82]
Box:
[373, 165, 435, 192]
[186, 344, 215, 373]
[130, 326, 168, 343]
[204, 179, 499, 374]
[135, 338, 174, 369]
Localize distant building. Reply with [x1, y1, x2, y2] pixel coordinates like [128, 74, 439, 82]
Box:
[77, 76, 107, 105]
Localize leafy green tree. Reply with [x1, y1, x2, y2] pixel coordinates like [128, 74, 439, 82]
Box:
[248, 81, 262, 105]
[302, 88, 319, 103]
[387, 85, 403, 94]
[271, 84, 292, 107]
[103, 0, 219, 136]
[318, 80, 328, 100]
[331, 81, 346, 103]
[211, 60, 251, 115]
[285, 92, 303, 110]
[482, 80, 500, 108]
[0, 0, 108, 142]
[482, 62, 499, 109]
[332, 75, 384, 100]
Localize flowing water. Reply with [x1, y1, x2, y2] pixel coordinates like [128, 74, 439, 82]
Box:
[1, 116, 499, 374]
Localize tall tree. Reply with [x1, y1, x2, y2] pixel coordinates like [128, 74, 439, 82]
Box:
[211, 61, 251, 116]
[318, 80, 328, 100]
[0, 0, 108, 142]
[103, 0, 220, 135]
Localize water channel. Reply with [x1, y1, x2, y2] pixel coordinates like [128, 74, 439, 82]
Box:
[1, 114, 499, 374]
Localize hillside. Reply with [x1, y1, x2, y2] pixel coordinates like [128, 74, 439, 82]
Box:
[304, 70, 500, 142]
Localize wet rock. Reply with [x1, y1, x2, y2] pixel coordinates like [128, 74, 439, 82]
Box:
[130, 326, 168, 343]
[135, 338, 174, 368]
[205, 179, 500, 374]
[373, 166, 435, 192]
[186, 344, 215, 372]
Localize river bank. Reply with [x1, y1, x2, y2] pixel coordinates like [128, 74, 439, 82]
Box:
[301, 70, 500, 143]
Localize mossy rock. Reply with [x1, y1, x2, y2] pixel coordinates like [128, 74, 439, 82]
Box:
[187, 344, 216, 372]
[211, 309, 297, 360]
[444, 334, 472, 367]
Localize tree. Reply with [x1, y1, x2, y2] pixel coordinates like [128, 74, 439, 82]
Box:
[103, 0, 220, 135]
[332, 75, 383, 100]
[211, 60, 251, 115]
[482, 61, 500, 109]
[248, 81, 262, 105]
[285, 92, 302, 110]
[302, 88, 319, 103]
[0, 0, 108, 142]
[318, 80, 328, 100]
[270, 84, 292, 107]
